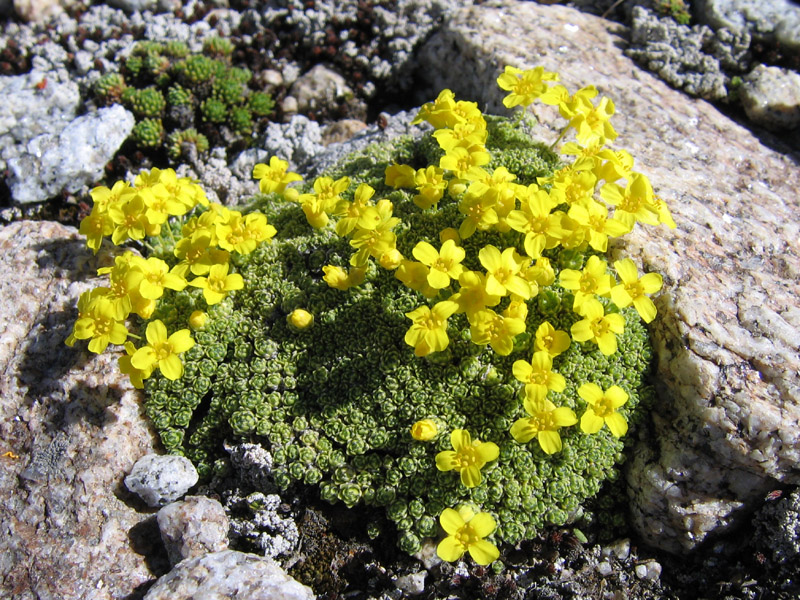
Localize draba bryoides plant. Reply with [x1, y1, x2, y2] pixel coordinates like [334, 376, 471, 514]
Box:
[70, 65, 674, 565]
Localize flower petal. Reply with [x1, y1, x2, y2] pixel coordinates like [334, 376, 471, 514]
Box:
[538, 430, 563, 454]
[469, 512, 497, 538]
[578, 383, 603, 405]
[439, 508, 465, 535]
[146, 319, 167, 345]
[580, 410, 604, 434]
[605, 412, 629, 437]
[468, 539, 500, 566]
[437, 536, 466, 562]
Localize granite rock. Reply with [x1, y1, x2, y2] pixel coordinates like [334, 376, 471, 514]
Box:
[0, 220, 161, 599]
[6, 104, 134, 204]
[289, 64, 358, 116]
[695, 0, 800, 53]
[416, 0, 800, 553]
[0, 70, 81, 172]
[125, 454, 199, 508]
[740, 64, 800, 131]
[143, 549, 314, 600]
[157, 496, 229, 566]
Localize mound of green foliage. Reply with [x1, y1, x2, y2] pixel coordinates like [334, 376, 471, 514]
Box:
[142, 116, 655, 555]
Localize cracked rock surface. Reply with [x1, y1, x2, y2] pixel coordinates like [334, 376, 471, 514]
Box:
[417, 0, 800, 553]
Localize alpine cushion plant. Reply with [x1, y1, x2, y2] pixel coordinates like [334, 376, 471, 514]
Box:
[70, 65, 673, 566]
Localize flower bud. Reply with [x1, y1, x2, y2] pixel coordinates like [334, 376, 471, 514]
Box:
[188, 310, 207, 329]
[410, 418, 438, 441]
[287, 308, 314, 330]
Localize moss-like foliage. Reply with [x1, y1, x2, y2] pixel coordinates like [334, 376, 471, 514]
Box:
[144, 117, 654, 555]
[95, 38, 275, 160]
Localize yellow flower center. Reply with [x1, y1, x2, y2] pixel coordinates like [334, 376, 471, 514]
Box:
[579, 273, 596, 293]
[624, 280, 644, 299]
[593, 396, 614, 418]
[457, 446, 481, 469]
[455, 524, 482, 546]
[590, 316, 611, 338]
[154, 342, 172, 361]
[208, 275, 227, 293]
[94, 316, 113, 336]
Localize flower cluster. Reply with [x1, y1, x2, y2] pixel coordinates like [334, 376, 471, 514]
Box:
[69, 166, 277, 386]
[275, 66, 672, 564]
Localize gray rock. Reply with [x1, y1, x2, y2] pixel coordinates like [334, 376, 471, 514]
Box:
[740, 64, 800, 130]
[625, 6, 729, 100]
[125, 454, 199, 507]
[174, 147, 259, 207]
[394, 571, 427, 595]
[416, 0, 800, 554]
[321, 118, 368, 146]
[12, 0, 69, 22]
[6, 104, 134, 204]
[143, 550, 314, 600]
[0, 70, 80, 169]
[753, 488, 800, 565]
[289, 64, 355, 115]
[105, 0, 158, 13]
[259, 115, 324, 174]
[157, 496, 229, 566]
[0, 220, 160, 600]
[226, 492, 300, 559]
[695, 0, 800, 52]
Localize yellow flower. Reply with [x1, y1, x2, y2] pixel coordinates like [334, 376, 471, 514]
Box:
[468, 308, 525, 356]
[189, 262, 244, 305]
[118, 341, 154, 388]
[412, 88, 458, 129]
[512, 351, 566, 402]
[437, 506, 500, 565]
[567, 200, 630, 252]
[432, 122, 488, 153]
[496, 65, 559, 108]
[107, 193, 152, 244]
[559, 255, 614, 312]
[335, 183, 375, 237]
[457, 189, 499, 239]
[440, 146, 490, 181]
[322, 265, 365, 290]
[404, 300, 458, 357]
[71, 296, 129, 353]
[510, 396, 577, 454]
[534, 321, 571, 357]
[253, 156, 303, 195]
[478, 245, 532, 299]
[131, 320, 194, 381]
[505, 185, 564, 258]
[413, 165, 448, 210]
[435, 429, 499, 488]
[384, 163, 416, 188]
[570, 298, 625, 356]
[610, 258, 663, 323]
[450, 271, 501, 317]
[133, 256, 187, 300]
[79, 206, 114, 254]
[410, 419, 438, 441]
[578, 383, 629, 437]
[411, 239, 465, 289]
[600, 172, 659, 229]
[287, 308, 314, 330]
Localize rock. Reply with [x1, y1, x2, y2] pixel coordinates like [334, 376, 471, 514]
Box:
[0, 70, 80, 171]
[225, 492, 300, 559]
[394, 570, 427, 595]
[752, 488, 800, 565]
[105, 0, 158, 13]
[6, 104, 134, 204]
[625, 6, 736, 101]
[289, 64, 355, 115]
[125, 454, 199, 508]
[157, 496, 229, 566]
[142, 549, 314, 600]
[695, 0, 800, 53]
[175, 147, 259, 207]
[740, 65, 800, 130]
[321, 118, 368, 146]
[259, 114, 324, 174]
[0, 220, 161, 600]
[12, 0, 68, 23]
[416, 0, 800, 553]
